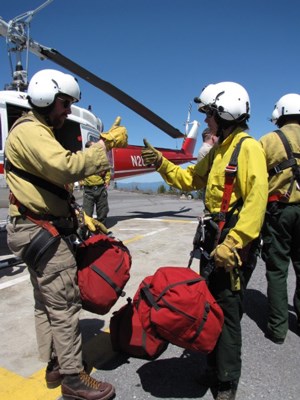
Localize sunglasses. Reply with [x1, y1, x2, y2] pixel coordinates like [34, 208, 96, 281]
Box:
[204, 108, 216, 118]
[56, 97, 74, 109]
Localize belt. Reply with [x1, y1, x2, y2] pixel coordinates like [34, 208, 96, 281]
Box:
[10, 216, 73, 225]
[85, 184, 104, 189]
[268, 194, 289, 203]
[10, 216, 34, 224]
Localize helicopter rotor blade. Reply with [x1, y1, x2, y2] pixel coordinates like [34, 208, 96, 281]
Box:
[40, 48, 185, 139]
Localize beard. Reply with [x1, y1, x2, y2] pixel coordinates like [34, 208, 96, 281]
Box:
[51, 114, 67, 129]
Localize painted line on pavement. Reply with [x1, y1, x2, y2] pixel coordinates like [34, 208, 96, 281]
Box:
[0, 227, 168, 290]
[0, 224, 179, 398]
[123, 227, 168, 244]
[0, 220, 186, 290]
[0, 367, 61, 400]
[0, 274, 29, 290]
[0, 219, 187, 291]
[133, 218, 198, 223]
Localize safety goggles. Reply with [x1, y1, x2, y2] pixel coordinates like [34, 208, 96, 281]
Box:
[197, 104, 216, 118]
[205, 108, 215, 118]
[56, 97, 74, 109]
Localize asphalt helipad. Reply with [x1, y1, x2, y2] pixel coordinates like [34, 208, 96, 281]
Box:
[0, 189, 299, 400]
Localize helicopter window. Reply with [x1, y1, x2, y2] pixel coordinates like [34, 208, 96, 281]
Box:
[3, 102, 93, 154]
[2, 103, 83, 153]
[80, 124, 100, 146]
[87, 133, 99, 143]
[1, 103, 29, 151]
[55, 119, 83, 153]
[6, 104, 29, 131]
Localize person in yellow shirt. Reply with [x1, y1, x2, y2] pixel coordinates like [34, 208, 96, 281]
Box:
[197, 127, 218, 205]
[142, 81, 268, 400]
[5, 69, 127, 400]
[197, 127, 218, 162]
[259, 93, 300, 344]
[82, 141, 111, 224]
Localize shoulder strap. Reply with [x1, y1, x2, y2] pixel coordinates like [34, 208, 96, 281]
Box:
[5, 158, 70, 201]
[268, 129, 300, 200]
[218, 136, 251, 232]
[268, 129, 299, 177]
[5, 118, 70, 201]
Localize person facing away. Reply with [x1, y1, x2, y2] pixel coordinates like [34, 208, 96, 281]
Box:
[82, 140, 111, 224]
[259, 93, 300, 345]
[141, 81, 268, 400]
[4, 68, 127, 400]
[197, 127, 218, 162]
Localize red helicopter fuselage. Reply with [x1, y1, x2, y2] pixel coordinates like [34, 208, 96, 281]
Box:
[111, 126, 198, 179]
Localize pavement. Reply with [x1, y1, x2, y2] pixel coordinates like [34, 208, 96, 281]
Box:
[0, 188, 299, 400]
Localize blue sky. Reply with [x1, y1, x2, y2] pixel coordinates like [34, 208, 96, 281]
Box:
[1, 0, 300, 182]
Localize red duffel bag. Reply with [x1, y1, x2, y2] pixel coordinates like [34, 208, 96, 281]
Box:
[76, 234, 132, 315]
[110, 295, 168, 360]
[133, 266, 224, 354]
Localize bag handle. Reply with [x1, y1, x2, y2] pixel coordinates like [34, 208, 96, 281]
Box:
[91, 264, 125, 297]
[141, 276, 204, 311]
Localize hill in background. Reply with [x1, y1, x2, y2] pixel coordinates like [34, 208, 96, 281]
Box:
[112, 181, 202, 200]
[113, 180, 168, 192]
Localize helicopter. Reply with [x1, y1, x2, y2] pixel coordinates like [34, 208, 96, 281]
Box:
[0, 0, 200, 187]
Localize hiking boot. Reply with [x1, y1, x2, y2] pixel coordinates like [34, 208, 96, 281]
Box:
[264, 330, 285, 345]
[61, 370, 115, 400]
[215, 380, 238, 400]
[45, 357, 62, 389]
[196, 368, 218, 388]
[215, 388, 237, 400]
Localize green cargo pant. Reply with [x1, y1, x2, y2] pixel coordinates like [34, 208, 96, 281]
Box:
[206, 268, 246, 383]
[200, 217, 259, 384]
[262, 202, 300, 338]
[83, 185, 109, 223]
[6, 220, 84, 375]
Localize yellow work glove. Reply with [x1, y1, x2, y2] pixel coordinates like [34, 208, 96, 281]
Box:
[83, 212, 108, 235]
[142, 139, 162, 167]
[211, 235, 242, 271]
[100, 116, 128, 150]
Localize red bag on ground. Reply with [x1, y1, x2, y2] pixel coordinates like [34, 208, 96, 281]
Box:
[76, 234, 132, 315]
[133, 266, 224, 354]
[109, 295, 168, 360]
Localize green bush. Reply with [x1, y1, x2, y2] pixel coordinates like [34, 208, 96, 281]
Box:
[157, 184, 166, 194]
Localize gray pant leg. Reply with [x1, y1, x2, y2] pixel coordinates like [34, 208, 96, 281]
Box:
[29, 269, 55, 362]
[7, 222, 84, 373]
[95, 186, 109, 223]
[83, 187, 95, 217]
[37, 266, 83, 374]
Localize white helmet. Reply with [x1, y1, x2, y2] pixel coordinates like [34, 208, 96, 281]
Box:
[194, 81, 250, 121]
[271, 93, 300, 124]
[27, 69, 81, 108]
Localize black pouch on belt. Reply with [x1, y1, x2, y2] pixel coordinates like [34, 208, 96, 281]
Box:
[22, 229, 60, 270]
[202, 219, 221, 253]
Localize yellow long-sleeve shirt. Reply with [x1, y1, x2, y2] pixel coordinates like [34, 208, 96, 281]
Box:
[259, 123, 300, 203]
[157, 129, 269, 248]
[82, 170, 111, 187]
[5, 111, 110, 217]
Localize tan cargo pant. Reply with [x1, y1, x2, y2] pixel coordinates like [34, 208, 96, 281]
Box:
[7, 220, 84, 375]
